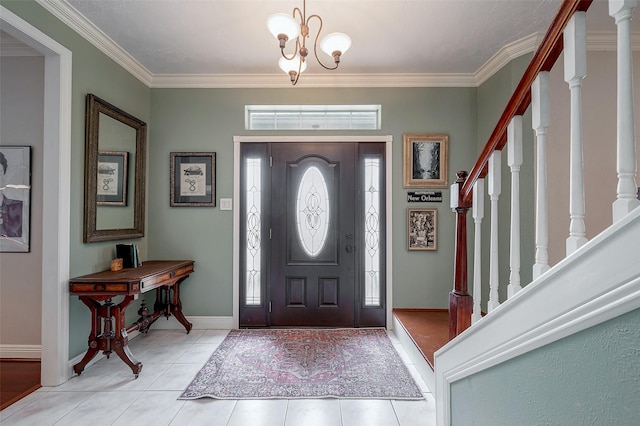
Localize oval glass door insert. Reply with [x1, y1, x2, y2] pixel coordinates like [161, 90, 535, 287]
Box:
[296, 166, 330, 257]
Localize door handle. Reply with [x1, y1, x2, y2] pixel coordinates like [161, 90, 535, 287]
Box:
[345, 245, 356, 253]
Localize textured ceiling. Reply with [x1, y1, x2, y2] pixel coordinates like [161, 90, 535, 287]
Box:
[65, 0, 567, 75]
[4, 1, 634, 87]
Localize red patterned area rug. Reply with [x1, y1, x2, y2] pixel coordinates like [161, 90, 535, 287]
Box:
[179, 328, 424, 400]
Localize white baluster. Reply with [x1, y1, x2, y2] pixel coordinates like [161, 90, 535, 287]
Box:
[532, 72, 551, 279]
[487, 151, 501, 313]
[564, 12, 589, 256]
[507, 117, 523, 297]
[472, 178, 485, 323]
[610, 0, 640, 221]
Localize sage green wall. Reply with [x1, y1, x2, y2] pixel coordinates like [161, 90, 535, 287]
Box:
[2, 1, 151, 358]
[450, 307, 640, 425]
[148, 87, 477, 316]
[475, 55, 536, 311]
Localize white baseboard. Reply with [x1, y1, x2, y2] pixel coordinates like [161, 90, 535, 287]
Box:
[0, 344, 41, 359]
[148, 315, 234, 330]
[65, 315, 234, 380]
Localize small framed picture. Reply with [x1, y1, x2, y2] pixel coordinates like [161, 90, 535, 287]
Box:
[0, 146, 31, 253]
[407, 208, 437, 251]
[403, 134, 449, 188]
[170, 152, 216, 207]
[97, 151, 128, 206]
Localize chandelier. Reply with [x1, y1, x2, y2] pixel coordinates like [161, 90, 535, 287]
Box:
[267, 0, 351, 85]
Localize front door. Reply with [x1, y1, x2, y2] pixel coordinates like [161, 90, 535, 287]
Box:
[270, 143, 356, 326]
[239, 141, 386, 328]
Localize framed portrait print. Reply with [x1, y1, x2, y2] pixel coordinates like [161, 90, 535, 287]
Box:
[0, 146, 31, 253]
[407, 208, 437, 251]
[403, 134, 449, 188]
[97, 151, 128, 206]
[170, 152, 216, 207]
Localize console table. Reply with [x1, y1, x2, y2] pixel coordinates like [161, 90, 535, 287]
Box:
[69, 260, 194, 377]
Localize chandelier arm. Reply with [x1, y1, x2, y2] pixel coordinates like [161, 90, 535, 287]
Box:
[280, 6, 304, 61]
[280, 46, 298, 61]
[308, 14, 338, 70]
[293, 56, 303, 85]
[293, 6, 304, 24]
[280, 29, 302, 61]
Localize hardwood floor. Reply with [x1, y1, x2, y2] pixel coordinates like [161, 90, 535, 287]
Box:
[393, 309, 449, 369]
[0, 359, 41, 410]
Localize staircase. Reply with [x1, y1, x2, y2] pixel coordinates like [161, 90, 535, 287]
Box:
[433, 1, 640, 424]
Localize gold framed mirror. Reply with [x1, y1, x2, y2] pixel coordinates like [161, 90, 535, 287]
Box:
[83, 94, 146, 243]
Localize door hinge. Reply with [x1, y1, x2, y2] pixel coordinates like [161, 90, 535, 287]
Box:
[269, 301, 272, 312]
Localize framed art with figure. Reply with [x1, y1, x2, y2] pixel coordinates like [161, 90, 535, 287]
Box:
[403, 134, 449, 188]
[97, 151, 128, 206]
[0, 146, 31, 253]
[407, 208, 437, 251]
[170, 152, 216, 207]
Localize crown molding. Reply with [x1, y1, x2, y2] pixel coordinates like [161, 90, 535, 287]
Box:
[587, 31, 640, 50]
[35, 0, 153, 86]
[31, 0, 640, 89]
[0, 31, 40, 56]
[150, 72, 478, 89]
[0, 44, 40, 57]
[475, 33, 545, 86]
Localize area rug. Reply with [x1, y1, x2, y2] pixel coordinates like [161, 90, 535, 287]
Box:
[179, 328, 424, 400]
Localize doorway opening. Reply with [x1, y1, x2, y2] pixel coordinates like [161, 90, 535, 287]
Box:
[1, 5, 72, 386]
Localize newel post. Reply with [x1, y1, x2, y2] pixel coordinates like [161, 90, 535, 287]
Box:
[449, 170, 472, 339]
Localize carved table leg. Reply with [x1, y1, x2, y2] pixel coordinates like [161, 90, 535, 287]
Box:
[112, 296, 143, 377]
[74, 295, 143, 377]
[73, 296, 103, 375]
[171, 277, 193, 333]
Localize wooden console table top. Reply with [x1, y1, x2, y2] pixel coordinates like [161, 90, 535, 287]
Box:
[70, 260, 194, 296]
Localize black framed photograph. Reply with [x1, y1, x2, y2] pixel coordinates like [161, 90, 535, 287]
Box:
[97, 151, 128, 206]
[170, 152, 216, 207]
[407, 208, 437, 251]
[403, 133, 449, 188]
[1, 146, 31, 253]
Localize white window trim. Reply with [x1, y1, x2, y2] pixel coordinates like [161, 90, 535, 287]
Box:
[245, 105, 381, 130]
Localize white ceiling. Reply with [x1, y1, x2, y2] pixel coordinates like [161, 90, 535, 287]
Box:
[7, 0, 637, 87]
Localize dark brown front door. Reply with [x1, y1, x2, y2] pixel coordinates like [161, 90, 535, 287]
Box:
[239, 141, 386, 328]
[270, 143, 356, 326]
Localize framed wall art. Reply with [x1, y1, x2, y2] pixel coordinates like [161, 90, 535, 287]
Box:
[0, 146, 31, 252]
[170, 152, 216, 207]
[407, 208, 437, 251]
[403, 133, 449, 188]
[97, 151, 128, 206]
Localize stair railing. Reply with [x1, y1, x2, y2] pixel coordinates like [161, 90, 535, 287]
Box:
[449, 0, 640, 339]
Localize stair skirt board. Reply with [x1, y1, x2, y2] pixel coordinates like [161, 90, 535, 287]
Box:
[435, 208, 640, 425]
[392, 315, 436, 393]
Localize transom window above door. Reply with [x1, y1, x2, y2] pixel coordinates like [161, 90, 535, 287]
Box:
[245, 105, 381, 130]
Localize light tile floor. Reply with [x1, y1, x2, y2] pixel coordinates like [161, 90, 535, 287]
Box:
[0, 330, 436, 426]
